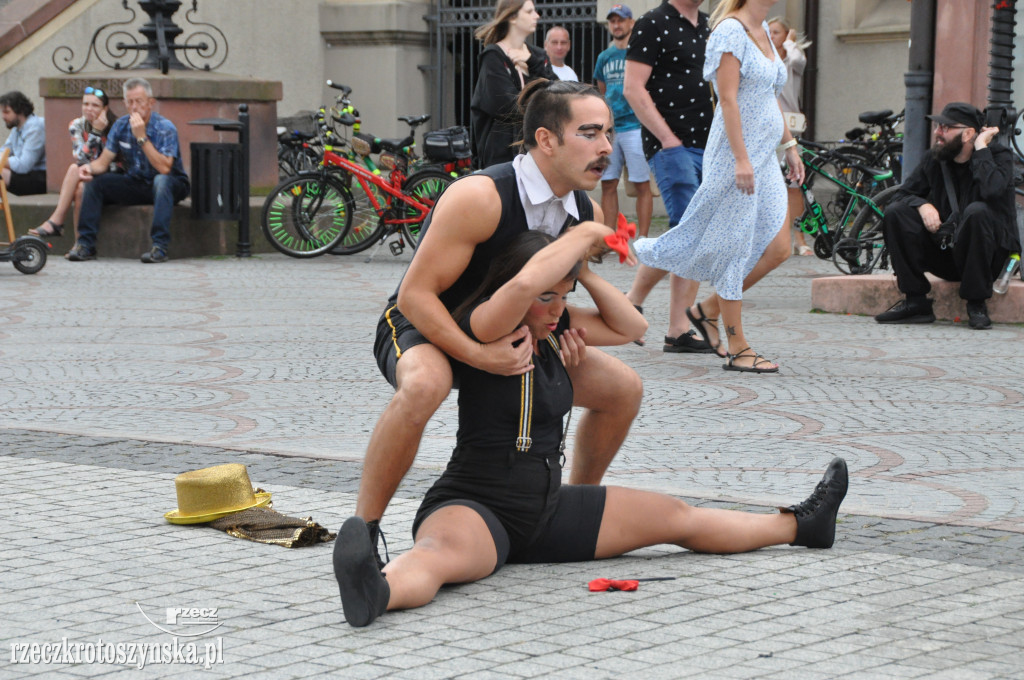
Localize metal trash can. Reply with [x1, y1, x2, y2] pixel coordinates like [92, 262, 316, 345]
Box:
[190, 142, 242, 220]
[189, 105, 251, 257]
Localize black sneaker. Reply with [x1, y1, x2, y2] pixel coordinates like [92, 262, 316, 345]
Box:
[141, 247, 168, 263]
[66, 243, 96, 261]
[874, 298, 935, 324]
[966, 301, 991, 330]
[333, 517, 390, 627]
[663, 329, 714, 353]
[781, 457, 849, 549]
[366, 519, 389, 570]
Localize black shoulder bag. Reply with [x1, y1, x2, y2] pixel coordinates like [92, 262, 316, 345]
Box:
[934, 162, 962, 251]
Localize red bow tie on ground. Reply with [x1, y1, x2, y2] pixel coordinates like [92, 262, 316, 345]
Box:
[604, 213, 637, 263]
[589, 578, 638, 591]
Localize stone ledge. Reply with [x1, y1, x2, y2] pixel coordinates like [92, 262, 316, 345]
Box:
[7, 194, 273, 259]
[811, 274, 1024, 323]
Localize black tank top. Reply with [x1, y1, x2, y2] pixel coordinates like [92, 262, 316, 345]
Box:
[388, 160, 595, 310]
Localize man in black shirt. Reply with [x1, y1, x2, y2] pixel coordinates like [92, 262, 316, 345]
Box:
[622, 0, 714, 352]
[875, 102, 1019, 329]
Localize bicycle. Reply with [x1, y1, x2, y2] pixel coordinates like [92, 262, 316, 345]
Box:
[260, 110, 455, 259]
[794, 139, 898, 273]
[315, 82, 469, 257]
[841, 108, 905, 182]
[277, 126, 321, 180]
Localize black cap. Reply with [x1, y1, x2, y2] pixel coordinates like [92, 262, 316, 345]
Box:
[927, 102, 983, 130]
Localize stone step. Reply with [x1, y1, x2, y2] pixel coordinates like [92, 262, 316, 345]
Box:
[811, 273, 1024, 323]
[5, 193, 275, 259]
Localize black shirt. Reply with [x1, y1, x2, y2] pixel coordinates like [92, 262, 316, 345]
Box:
[626, 3, 713, 159]
[455, 306, 573, 454]
[892, 143, 1020, 252]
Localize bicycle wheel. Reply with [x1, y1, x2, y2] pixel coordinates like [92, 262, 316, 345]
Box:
[832, 184, 901, 275]
[261, 173, 353, 258]
[400, 169, 454, 248]
[329, 172, 388, 255]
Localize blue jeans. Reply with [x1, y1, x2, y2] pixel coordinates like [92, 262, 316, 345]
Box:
[649, 145, 704, 226]
[77, 172, 190, 251]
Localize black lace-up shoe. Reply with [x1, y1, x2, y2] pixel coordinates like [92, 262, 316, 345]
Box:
[334, 516, 390, 627]
[366, 519, 389, 571]
[874, 298, 935, 324]
[781, 457, 849, 549]
[966, 301, 991, 330]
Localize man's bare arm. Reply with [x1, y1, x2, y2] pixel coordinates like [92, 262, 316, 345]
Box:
[397, 176, 532, 375]
[623, 60, 681, 149]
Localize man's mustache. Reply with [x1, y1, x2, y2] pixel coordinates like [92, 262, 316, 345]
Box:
[587, 158, 610, 172]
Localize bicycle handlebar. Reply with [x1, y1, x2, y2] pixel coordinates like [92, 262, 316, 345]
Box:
[326, 80, 353, 96]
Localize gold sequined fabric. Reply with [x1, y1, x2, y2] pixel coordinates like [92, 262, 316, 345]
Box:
[209, 506, 336, 548]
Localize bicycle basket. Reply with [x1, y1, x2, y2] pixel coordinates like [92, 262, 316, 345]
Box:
[423, 126, 471, 162]
[352, 132, 381, 157]
[377, 151, 407, 172]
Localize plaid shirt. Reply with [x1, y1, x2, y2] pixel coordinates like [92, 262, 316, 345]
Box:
[106, 112, 187, 182]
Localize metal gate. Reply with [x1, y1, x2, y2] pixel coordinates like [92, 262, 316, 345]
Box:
[424, 0, 606, 128]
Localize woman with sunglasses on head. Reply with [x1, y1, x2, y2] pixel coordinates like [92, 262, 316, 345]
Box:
[333, 224, 849, 627]
[30, 86, 118, 239]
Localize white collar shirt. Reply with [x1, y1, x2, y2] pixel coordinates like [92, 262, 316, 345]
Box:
[513, 152, 579, 236]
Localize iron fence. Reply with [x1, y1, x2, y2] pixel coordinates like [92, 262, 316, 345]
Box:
[425, 0, 606, 128]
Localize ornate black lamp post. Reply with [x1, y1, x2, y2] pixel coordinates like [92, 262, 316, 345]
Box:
[52, 0, 227, 74]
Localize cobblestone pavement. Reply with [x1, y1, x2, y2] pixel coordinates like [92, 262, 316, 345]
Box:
[2, 249, 1022, 679]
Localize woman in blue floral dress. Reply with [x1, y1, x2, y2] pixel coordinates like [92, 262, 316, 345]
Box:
[634, 0, 803, 372]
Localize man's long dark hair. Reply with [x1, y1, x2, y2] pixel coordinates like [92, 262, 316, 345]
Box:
[452, 231, 583, 323]
[517, 79, 603, 150]
[0, 91, 34, 117]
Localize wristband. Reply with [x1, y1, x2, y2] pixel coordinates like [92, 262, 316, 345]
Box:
[777, 138, 798, 152]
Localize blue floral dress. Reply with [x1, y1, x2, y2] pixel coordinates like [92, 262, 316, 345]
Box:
[634, 18, 788, 300]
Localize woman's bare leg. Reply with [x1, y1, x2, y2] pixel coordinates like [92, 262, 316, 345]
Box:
[788, 187, 808, 252]
[382, 505, 498, 611]
[36, 164, 80, 231]
[71, 181, 85, 240]
[594, 486, 796, 558]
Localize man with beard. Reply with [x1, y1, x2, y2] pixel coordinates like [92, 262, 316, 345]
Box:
[875, 102, 1019, 329]
[594, 4, 653, 238]
[0, 91, 46, 196]
[353, 80, 643, 569]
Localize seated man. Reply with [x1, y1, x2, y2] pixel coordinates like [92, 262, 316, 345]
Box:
[67, 78, 190, 263]
[0, 91, 46, 196]
[875, 102, 1019, 329]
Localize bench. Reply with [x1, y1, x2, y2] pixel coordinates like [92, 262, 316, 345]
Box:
[6, 194, 273, 259]
[812, 273, 1024, 323]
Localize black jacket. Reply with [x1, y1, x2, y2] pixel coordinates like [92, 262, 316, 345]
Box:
[892, 142, 1020, 252]
[470, 44, 555, 169]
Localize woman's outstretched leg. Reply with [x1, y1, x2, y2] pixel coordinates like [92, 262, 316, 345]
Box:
[594, 457, 848, 558]
[334, 505, 498, 626]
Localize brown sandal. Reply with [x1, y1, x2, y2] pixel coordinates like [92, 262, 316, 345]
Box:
[723, 347, 779, 373]
[29, 220, 64, 238]
[686, 303, 726, 357]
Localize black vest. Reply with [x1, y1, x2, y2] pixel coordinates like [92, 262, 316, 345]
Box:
[390, 160, 595, 310]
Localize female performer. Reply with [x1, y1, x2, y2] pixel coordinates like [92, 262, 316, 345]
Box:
[30, 86, 116, 239]
[470, 0, 555, 169]
[333, 224, 848, 627]
[633, 0, 804, 373]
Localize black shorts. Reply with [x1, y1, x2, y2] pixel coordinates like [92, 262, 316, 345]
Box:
[7, 170, 47, 196]
[412, 446, 607, 572]
[373, 304, 431, 388]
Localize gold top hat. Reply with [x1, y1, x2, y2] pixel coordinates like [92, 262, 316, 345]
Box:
[164, 463, 272, 525]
